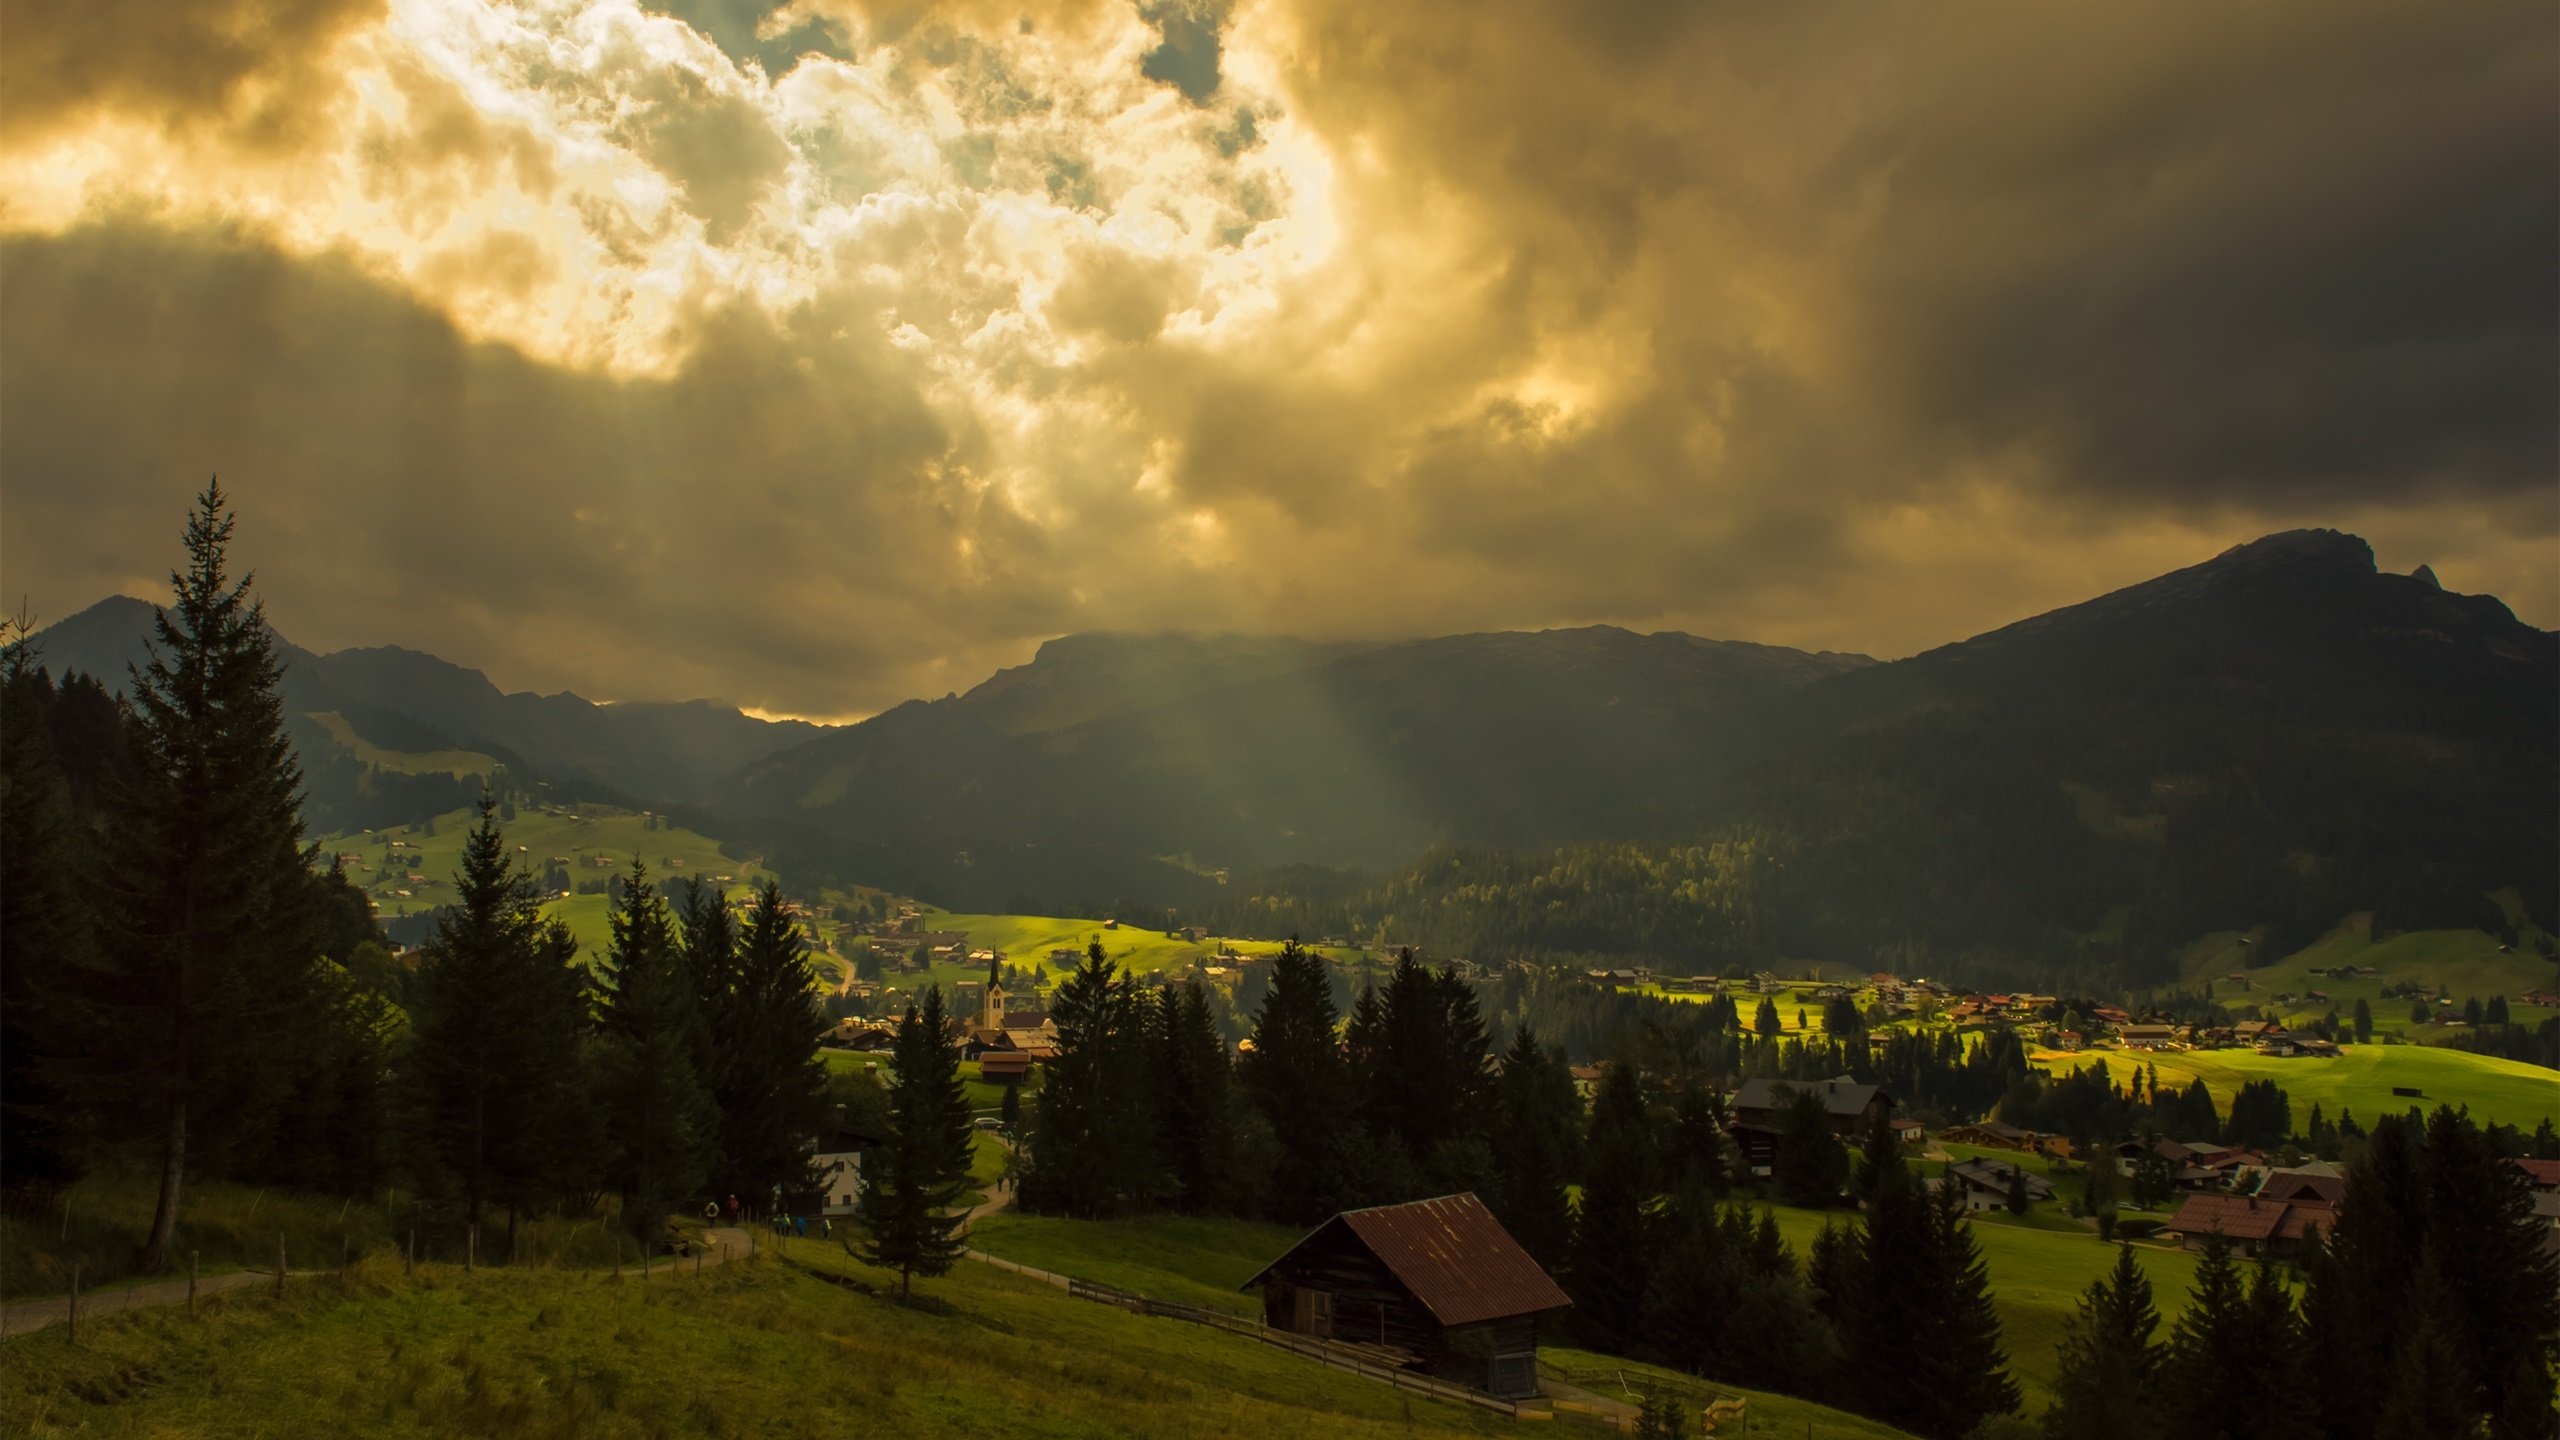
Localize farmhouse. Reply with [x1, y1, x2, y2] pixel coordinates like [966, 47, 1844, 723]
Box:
[2118, 1023, 2180, 1049]
[1728, 1077, 1891, 1171]
[1241, 1192, 1570, 1399]
[1937, 1157, 2057, 1212]
[2163, 1191, 2332, 1255]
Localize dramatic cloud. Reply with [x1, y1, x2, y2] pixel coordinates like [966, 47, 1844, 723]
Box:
[2, 0, 2551, 718]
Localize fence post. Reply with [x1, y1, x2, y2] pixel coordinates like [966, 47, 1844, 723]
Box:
[466, 1224, 476, 1273]
[275, 1234, 286, 1299]
[189, 1251, 199, 1318]
[66, 1262, 78, 1344]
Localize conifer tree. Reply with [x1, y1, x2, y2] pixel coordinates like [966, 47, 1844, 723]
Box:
[110, 482, 323, 1272]
[1240, 940, 1356, 1222]
[858, 987, 974, 1300]
[1772, 1085, 1848, 1206]
[414, 797, 551, 1237]
[2374, 1247, 2476, 1440]
[710, 881, 832, 1212]
[2042, 1243, 2162, 1440]
[1486, 1024, 1579, 1268]
[2163, 1231, 2250, 1439]
[1917, 1179, 2021, 1438]
[1570, 1062, 1654, 1352]
[1151, 977, 1234, 1212]
[597, 860, 715, 1240]
[1019, 940, 1154, 1215]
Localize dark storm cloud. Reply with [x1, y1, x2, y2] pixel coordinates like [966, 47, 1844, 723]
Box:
[0, 220, 1061, 716]
[0, 0, 384, 144]
[1138, 0, 1230, 104]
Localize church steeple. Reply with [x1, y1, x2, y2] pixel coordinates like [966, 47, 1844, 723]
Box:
[982, 953, 1005, 1032]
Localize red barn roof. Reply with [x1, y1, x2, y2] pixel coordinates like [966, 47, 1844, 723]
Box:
[1243, 1192, 1571, 1328]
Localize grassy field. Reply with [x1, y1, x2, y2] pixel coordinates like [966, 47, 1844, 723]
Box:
[2176, 913, 2559, 1037]
[2, 1234, 1573, 1438]
[2036, 1042, 2559, 1132]
[312, 803, 779, 962]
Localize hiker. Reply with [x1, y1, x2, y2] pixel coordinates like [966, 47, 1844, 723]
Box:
[792, 1214, 807, 1237]
[724, 1194, 741, 1224]
[702, 1200, 718, 1226]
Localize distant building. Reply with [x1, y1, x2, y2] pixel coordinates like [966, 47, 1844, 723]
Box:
[1241, 1193, 1570, 1399]
[1936, 1157, 2056, 1212]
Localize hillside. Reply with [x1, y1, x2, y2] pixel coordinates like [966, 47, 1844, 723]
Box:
[0, 1239, 1584, 1438]
[26, 597, 832, 826]
[1191, 533, 2558, 986]
[723, 625, 1874, 903]
[311, 803, 777, 959]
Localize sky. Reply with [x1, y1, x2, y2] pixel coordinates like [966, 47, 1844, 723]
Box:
[2, 0, 2552, 721]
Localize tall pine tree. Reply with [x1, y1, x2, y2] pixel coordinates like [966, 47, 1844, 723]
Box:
[2041, 1243, 2162, 1440]
[110, 481, 322, 1272]
[709, 882, 833, 1212]
[596, 860, 714, 1240]
[859, 987, 974, 1300]
[1569, 1061, 1655, 1352]
[1240, 940, 1356, 1222]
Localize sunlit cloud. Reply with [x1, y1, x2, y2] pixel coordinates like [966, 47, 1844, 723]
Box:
[1, 0, 2549, 716]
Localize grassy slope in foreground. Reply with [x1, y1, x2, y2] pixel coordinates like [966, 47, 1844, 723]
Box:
[3, 1241, 1556, 1439]
[965, 1212, 1922, 1437]
[2033, 1042, 2558, 1132]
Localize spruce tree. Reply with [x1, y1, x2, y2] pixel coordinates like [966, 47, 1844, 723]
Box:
[110, 482, 322, 1272]
[597, 860, 715, 1240]
[1570, 1062, 1654, 1352]
[2375, 1247, 2476, 1440]
[1239, 940, 1355, 1222]
[413, 796, 548, 1236]
[1917, 1179, 2021, 1438]
[1152, 977, 1234, 1212]
[2042, 1243, 2162, 1440]
[1019, 940, 1154, 1216]
[1486, 1024, 1578, 1268]
[2163, 1231, 2250, 1439]
[858, 987, 974, 1300]
[710, 882, 832, 1213]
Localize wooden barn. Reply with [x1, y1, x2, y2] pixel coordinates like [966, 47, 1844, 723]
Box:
[1240, 1192, 1571, 1399]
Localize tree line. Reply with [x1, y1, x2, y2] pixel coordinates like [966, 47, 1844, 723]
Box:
[1, 484, 846, 1270]
[2040, 1107, 2556, 1440]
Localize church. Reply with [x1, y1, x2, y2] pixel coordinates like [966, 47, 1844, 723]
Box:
[968, 954, 1058, 1060]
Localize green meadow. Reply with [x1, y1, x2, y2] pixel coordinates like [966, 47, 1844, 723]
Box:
[2175, 909, 2559, 1037]
[3, 1237, 1564, 1439]
[2040, 1041, 2559, 1133]
[311, 804, 777, 963]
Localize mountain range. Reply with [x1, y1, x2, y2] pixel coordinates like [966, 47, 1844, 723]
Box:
[33, 529, 2555, 974]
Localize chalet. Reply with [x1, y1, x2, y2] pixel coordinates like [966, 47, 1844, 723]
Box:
[2514, 1158, 2560, 1194]
[1242, 1193, 1570, 1398]
[2163, 1191, 2331, 1254]
[2254, 1166, 2346, 1207]
[1728, 1078, 1890, 1172]
[1891, 1117, 1927, 1147]
[1938, 1157, 2056, 1212]
[2118, 1024, 2180, 1049]
[2256, 1034, 2341, 1058]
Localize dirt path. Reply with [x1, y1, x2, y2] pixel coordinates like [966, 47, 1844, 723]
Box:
[0, 1226, 757, 1339]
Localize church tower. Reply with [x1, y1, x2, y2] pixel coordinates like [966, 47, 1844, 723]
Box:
[981, 953, 1005, 1033]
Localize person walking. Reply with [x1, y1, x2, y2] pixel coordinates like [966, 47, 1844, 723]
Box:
[724, 1194, 741, 1225]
